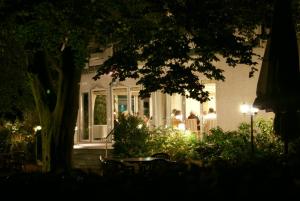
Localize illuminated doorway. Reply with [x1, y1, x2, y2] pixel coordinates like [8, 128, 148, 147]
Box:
[92, 89, 108, 141]
[184, 82, 217, 133]
[80, 92, 89, 141]
[202, 83, 216, 115]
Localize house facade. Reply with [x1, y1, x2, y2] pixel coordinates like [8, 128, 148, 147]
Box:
[74, 43, 274, 144]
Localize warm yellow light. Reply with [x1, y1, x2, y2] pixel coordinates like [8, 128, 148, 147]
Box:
[34, 125, 42, 132]
[240, 103, 259, 115]
[250, 107, 259, 114]
[175, 114, 182, 120]
[178, 123, 185, 131]
[240, 103, 250, 114]
[184, 130, 193, 136]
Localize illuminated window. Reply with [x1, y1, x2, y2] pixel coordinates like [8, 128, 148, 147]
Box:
[82, 93, 89, 140]
[93, 91, 107, 125]
[202, 83, 216, 115]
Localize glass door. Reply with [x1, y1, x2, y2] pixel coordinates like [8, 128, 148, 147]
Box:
[81, 92, 90, 141]
[130, 87, 140, 116]
[202, 83, 217, 133]
[92, 90, 108, 141]
[112, 87, 141, 124]
[113, 88, 128, 126]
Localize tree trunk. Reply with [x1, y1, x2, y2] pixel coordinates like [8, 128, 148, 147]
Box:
[51, 48, 81, 173]
[28, 48, 81, 173]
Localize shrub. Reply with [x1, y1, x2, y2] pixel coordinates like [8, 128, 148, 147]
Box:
[196, 119, 283, 164]
[254, 118, 283, 157]
[0, 126, 11, 153]
[289, 137, 300, 156]
[5, 121, 35, 152]
[197, 127, 251, 162]
[112, 116, 283, 165]
[148, 127, 199, 160]
[113, 119, 200, 160]
[1, 119, 37, 161]
[113, 114, 150, 157]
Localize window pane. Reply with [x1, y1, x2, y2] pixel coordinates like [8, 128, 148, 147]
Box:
[203, 83, 216, 114]
[94, 95, 107, 125]
[113, 88, 128, 116]
[82, 93, 89, 140]
[143, 98, 150, 117]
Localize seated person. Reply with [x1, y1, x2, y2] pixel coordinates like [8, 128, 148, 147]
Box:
[205, 108, 217, 119]
[203, 108, 217, 133]
[171, 110, 183, 128]
[187, 111, 200, 130]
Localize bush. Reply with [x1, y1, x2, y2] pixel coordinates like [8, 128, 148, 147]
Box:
[0, 126, 11, 153]
[113, 114, 150, 157]
[0, 119, 37, 161]
[148, 127, 199, 160]
[254, 118, 283, 157]
[113, 118, 200, 160]
[112, 116, 283, 165]
[196, 120, 283, 164]
[196, 127, 251, 162]
[289, 137, 300, 154]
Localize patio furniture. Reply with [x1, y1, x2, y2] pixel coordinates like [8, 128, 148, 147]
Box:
[185, 119, 198, 133]
[151, 152, 171, 160]
[100, 158, 135, 177]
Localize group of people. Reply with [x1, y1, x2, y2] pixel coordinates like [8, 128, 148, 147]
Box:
[114, 107, 217, 132]
[113, 110, 151, 128]
[171, 108, 217, 133]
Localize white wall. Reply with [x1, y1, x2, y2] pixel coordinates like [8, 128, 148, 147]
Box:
[76, 42, 277, 142]
[216, 46, 274, 131]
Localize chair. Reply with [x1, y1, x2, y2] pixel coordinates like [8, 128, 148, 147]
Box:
[145, 158, 177, 177]
[151, 152, 171, 160]
[185, 119, 198, 133]
[204, 119, 217, 134]
[185, 118, 201, 139]
[101, 159, 134, 177]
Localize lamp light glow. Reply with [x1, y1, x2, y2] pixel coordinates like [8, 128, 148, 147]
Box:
[240, 103, 250, 114]
[239, 103, 259, 154]
[34, 125, 42, 132]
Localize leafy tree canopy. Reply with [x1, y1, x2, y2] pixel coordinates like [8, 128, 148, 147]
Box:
[0, 0, 114, 118]
[0, 0, 118, 171]
[94, 0, 299, 102]
[0, 23, 34, 121]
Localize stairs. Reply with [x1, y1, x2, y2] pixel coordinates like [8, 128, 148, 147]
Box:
[72, 144, 113, 174]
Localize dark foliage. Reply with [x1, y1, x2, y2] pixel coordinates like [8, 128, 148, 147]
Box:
[93, 0, 284, 101]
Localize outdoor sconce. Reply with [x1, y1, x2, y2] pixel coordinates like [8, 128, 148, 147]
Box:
[240, 103, 259, 154]
[34, 125, 42, 133]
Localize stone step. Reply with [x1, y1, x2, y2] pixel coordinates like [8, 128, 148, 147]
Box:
[72, 147, 113, 173]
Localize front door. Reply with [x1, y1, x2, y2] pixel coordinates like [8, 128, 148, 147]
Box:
[78, 85, 147, 143]
[92, 90, 108, 141]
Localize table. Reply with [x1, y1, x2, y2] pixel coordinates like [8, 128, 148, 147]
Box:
[102, 157, 175, 175]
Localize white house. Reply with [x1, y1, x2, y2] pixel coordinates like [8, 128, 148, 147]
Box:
[74, 42, 274, 144]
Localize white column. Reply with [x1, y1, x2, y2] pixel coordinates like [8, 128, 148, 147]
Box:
[108, 82, 114, 132]
[166, 94, 171, 126]
[182, 95, 186, 121]
[127, 87, 131, 114]
[88, 91, 92, 142]
[156, 92, 162, 126]
[151, 92, 158, 126]
[138, 97, 144, 118]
